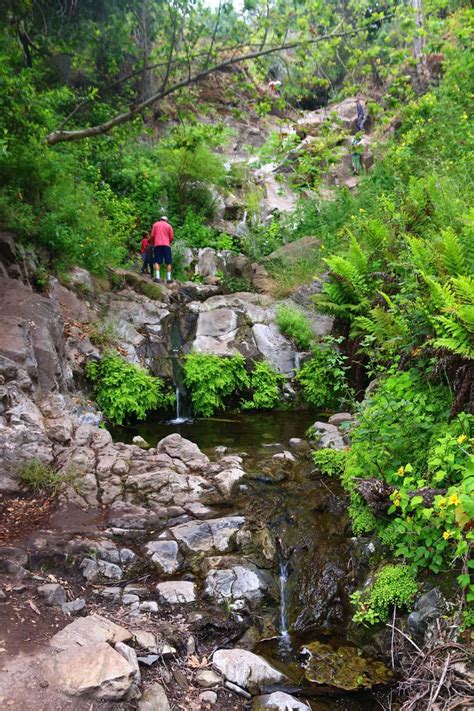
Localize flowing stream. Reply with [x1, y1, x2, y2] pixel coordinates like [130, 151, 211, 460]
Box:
[111, 411, 387, 709]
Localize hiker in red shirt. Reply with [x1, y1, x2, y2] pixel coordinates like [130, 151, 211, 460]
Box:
[151, 216, 174, 283]
[140, 232, 154, 277]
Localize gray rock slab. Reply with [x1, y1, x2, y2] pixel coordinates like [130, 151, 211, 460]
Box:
[50, 614, 131, 650]
[170, 516, 245, 555]
[213, 648, 286, 693]
[155, 580, 196, 605]
[144, 539, 182, 574]
[47, 641, 135, 699]
[252, 323, 295, 374]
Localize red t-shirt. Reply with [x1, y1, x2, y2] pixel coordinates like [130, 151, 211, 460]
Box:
[151, 220, 174, 247]
[141, 237, 149, 253]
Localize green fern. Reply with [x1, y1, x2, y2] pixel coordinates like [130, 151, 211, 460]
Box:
[438, 228, 467, 277]
[428, 275, 474, 359]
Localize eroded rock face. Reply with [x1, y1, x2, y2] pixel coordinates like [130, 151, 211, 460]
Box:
[212, 648, 286, 693]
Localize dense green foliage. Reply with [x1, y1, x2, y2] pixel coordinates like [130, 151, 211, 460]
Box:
[241, 361, 284, 410]
[312, 448, 347, 478]
[296, 340, 351, 409]
[350, 565, 418, 625]
[183, 353, 250, 417]
[85, 355, 174, 424]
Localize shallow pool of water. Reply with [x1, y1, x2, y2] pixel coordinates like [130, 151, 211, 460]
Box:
[109, 409, 322, 452]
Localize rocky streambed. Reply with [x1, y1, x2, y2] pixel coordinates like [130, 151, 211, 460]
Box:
[0, 410, 392, 710]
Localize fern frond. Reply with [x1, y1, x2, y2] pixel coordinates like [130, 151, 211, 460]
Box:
[438, 228, 467, 277]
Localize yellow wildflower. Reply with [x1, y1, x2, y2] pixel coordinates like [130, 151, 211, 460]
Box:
[442, 530, 452, 540]
[394, 498, 401, 507]
[448, 494, 461, 506]
[397, 466, 405, 476]
[438, 497, 446, 508]
[457, 434, 467, 445]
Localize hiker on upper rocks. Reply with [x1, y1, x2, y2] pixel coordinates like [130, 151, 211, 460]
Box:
[151, 215, 174, 283]
[140, 232, 154, 277]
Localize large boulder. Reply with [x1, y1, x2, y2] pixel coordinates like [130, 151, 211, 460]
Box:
[47, 641, 136, 699]
[50, 614, 131, 650]
[213, 649, 286, 693]
[252, 323, 296, 374]
[156, 434, 209, 465]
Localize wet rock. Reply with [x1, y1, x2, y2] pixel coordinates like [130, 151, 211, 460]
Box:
[138, 682, 171, 711]
[200, 690, 218, 705]
[170, 516, 245, 555]
[272, 451, 296, 462]
[302, 641, 393, 690]
[132, 435, 151, 449]
[214, 467, 246, 498]
[195, 669, 222, 688]
[144, 539, 182, 574]
[47, 641, 136, 699]
[213, 648, 286, 693]
[205, 564, 271, 607]
[156, 581, 196, 604]
[37, 583, 67, 607]
[50, 613, 131, 650]
[62, 598, 86, 616]
[328, 412, 353, 426]
[408, 588, 445, 637]
[253, 692, 311, 710]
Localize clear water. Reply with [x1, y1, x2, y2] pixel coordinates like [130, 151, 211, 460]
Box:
[109, 410, 386, 710]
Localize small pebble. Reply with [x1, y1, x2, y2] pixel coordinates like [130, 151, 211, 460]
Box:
[199, 690, 217, 705]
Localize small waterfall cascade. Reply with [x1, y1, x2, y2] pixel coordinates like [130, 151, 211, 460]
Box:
[235, 209, 249, 237]
[276, 538, 292, 658]
[168, 317, 191, 424]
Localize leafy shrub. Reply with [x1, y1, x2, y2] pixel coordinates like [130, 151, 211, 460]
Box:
[223, 275, 253, 293]
[183, 353, 249, 417]
[276, 304, 315, 350]
[296, 340, 350, 409]
[350, 565, 418, 625]
[85, 355, 174, 424]
[342, 370, 473, 574]
[176, 210, 235, 251]
[18, 459, 75, 496]
[242, 361, 284, 410]
[312, 448, 347, 477]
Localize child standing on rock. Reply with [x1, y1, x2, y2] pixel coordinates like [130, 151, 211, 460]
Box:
[151, 216, 174, 283]
[140, 232, 154, 277]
